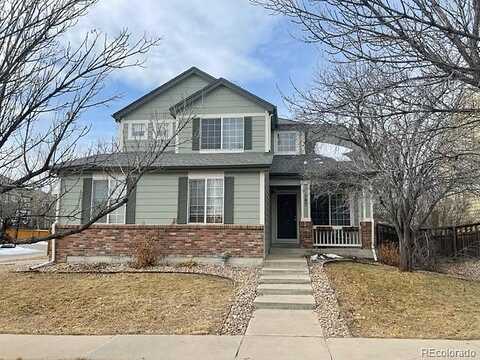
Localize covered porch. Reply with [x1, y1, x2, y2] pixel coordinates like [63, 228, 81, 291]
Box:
[268, 177, 374, 251]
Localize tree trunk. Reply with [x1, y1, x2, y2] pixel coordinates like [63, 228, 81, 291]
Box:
[398, 226, 413, 271]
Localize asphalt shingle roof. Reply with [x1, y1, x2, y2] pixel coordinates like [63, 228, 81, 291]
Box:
[61, 152, 274, 170]
[270, 154, 351, 176]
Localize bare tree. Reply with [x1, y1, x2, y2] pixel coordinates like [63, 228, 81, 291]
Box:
[293, 64, 480, 271]
[0, 0, 169, 244]
[254, 0, 480, 89]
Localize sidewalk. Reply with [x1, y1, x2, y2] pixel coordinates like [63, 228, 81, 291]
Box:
[1, 334, 479, 360]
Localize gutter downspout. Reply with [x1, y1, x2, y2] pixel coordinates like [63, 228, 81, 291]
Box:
[370, 193, 377, 261]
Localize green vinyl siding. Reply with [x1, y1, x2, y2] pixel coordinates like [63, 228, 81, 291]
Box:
[264, 172, 271, 255]
[176, 86, 266, 153]
[251, 115, 265, 152]
[121, 74, 210, 152]
[226, 171, 260, 225]
[189, 86, 266, 114]
[58, 176, 84, 225]
[135, 173, 182, 225]
[58, 171, 263, 226]
[178, 115, 265, 153]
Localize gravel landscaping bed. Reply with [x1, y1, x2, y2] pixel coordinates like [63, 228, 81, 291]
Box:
[437, 258, 480, 281]
[34, 262, 259, 335]
[308, 260, 350, 337]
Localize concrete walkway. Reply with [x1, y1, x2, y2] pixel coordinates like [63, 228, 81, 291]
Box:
[248, 250, 322, 339]
[1, 334, 480, 360]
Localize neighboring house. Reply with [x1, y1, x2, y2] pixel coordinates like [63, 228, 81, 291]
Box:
[53, 67, 375, 265]
[0, 175, 54, 232]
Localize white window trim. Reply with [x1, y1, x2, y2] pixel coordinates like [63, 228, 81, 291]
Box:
[199, 116, 245, 153]
[91, 175, 126, 225]
[275, 130, 300, 155]
[187, 175, 225, 225]
[127, 120, 148, 141]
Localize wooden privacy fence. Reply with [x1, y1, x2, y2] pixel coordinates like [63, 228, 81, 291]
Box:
[376, 222, 480, 258]
[5, 228, 50, 241]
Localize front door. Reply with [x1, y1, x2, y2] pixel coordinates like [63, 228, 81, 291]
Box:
[276, 193, 298, 241]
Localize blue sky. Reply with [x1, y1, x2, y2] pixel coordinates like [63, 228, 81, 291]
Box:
[73, 0, 325, 144]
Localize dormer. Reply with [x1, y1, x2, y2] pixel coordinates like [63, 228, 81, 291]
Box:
[273, 118, 306, 155]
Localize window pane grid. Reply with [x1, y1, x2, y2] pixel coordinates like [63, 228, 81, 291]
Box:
[108, 179, 125, 224]
[277, 132, 298, 153]
[222, 118, 243, 150]
[311, 194, 350, 226]
[188, 179, 205, 223]
[131, 123, 146, 139]
[201, 118, 221, 149]
[206, 179, 223, 223]
[188, 178, 224, 224]
[330, 194, 350, 226]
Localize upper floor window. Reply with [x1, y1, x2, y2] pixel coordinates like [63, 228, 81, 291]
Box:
[128, 121, 147, 140]
[200, 117, 244, 151]
[154, 120, 175, 141]
[91, 177, 125, 224]
[188, 177, 224, 224]
[276, 131, 299, 154]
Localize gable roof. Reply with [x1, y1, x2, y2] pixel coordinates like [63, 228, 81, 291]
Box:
[169, 78, 277, 121]
[112, 67, 217, 121]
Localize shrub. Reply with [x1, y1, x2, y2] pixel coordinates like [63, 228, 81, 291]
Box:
[131, 237, 158, 268]
[378, 242, 400, 267]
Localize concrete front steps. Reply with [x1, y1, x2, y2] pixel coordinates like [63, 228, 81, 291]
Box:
[253, 295, 315, 310]
[258, 283, 313, 295]
[254, 254, 315, 310]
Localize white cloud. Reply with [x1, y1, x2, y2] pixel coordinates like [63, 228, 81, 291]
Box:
[66, 0, 280, 89]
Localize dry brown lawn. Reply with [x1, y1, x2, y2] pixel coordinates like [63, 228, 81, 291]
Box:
[325, 262, 480, 339]
[0, 271, 234, 335]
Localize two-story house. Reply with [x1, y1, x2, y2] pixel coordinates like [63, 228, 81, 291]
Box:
[53, 67, 375, 265]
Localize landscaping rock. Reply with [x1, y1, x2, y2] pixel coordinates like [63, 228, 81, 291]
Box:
[308, 260, 350, 337]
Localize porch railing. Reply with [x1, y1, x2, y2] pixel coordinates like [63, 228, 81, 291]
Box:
[313, 225, 361, 247]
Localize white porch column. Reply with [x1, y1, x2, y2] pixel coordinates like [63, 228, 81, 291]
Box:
[301, 180, 311, 221]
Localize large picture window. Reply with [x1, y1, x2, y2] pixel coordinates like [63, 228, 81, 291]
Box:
[188, 178, 224, 223]
[91, 177, 126, 224]
[311, 193, 350, 226]
[200, 117, 243, 151]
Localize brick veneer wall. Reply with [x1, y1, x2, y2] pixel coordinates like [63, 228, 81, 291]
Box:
[299, 221, 313, 248]
[360, 221, 373, 249]
[55, 224, 264, 262]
